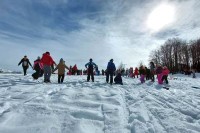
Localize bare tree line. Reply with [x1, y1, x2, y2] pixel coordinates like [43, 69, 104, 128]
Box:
[149, 38, 200, 73]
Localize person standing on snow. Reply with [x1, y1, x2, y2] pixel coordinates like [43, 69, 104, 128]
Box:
[134, 67, 139, 78]
[18, 55, 33, 76]
[53, 58, 69, 83]
[156, 64, 163, 84]
[162, 66, 170, 84]
[150, 62, 155, 82]
[40, 52, 56, 83]
[106, 59, 116, 85]
[139, 65, 146, 83]
[85, 58, 97, 82]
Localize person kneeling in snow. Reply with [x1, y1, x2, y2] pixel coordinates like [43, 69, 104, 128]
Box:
[162, 66, 170, 84]
[53, 58, 69, 84]
[114, 70, 123, 85]
[32, 56, 43, 80]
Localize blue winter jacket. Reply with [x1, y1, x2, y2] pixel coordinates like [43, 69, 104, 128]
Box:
[85, 61, 97, 69]
[107, 61, 116, 72]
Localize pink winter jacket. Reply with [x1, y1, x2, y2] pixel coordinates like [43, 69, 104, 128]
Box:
[162, 69, 170, 76]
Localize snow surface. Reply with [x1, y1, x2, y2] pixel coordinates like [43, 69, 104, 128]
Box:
[0, 73, 200, 133]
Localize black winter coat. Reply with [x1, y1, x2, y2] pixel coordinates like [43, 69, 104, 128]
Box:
[18, 58, 32, 68]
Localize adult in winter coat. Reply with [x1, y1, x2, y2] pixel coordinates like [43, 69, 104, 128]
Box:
[156, 64, 163, 84]
[150, 62, 155, 82]
[85, 58, 97, 82]
[53, 58, 69, 83]
[106, 59, 116, 85]
[114, 70, 123, 85]
[162, 66, 170, 84]
[18, 55, 33, 76]
[40, 52, 56, 83]
[32, 56, 43, 79]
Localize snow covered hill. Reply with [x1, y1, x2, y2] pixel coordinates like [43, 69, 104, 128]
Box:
[0, 68, 21, 74]
[0, 74, 200, 133]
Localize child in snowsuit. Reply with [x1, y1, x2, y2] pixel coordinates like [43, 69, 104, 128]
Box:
[53, 58, 69, 83]
[134, 67, 139, 78]
[114, 70, 123, 85]
[162, 66, 170, 84]
[156, 64, 163, 84]
[139, 66, 146, 83]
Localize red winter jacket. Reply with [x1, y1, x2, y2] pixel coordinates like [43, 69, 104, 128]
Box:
[73, 65, 78, 71]
[41, 53, 55, 66]
[162, 68, 170, 76]
[134, 68, 139, 75]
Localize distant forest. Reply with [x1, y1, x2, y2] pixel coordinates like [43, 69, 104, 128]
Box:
[149, 38, 200, 73]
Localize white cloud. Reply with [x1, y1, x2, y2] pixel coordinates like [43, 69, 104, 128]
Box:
[0, 0, 200, 71]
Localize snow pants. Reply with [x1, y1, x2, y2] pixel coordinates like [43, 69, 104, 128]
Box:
[43, 65, 52, 82]
[87, 70, 94, 82]
[58, 74, 65, 83]
[23, 66, 28, 76]
[157, 74, 163, 84]
[162, 75, 168, 84]
[140, 74, 145, 83]
[106, 72, 114, 84]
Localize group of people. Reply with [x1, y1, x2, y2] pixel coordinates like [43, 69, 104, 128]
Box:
[18, 53, 122, 85]
[18, 52, 172, 86]
[85, 58, 122, 85]
[138, 62, 170, 84]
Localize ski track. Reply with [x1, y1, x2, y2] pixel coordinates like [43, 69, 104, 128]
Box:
[0, 74, 200, 133]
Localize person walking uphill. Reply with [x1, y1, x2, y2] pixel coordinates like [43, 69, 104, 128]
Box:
[53, 58, 69, 83]
[85, 58, 97, 82]
[18, 55, 33, 76]
[106, 59, 116, 85]
[40, 52, 56, 83]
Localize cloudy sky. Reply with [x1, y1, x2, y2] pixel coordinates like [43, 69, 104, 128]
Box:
[0, 0, 200, 71]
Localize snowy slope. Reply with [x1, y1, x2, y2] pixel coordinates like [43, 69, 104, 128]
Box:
[0, 68, 21, 74]
[0, 74, 200, 133]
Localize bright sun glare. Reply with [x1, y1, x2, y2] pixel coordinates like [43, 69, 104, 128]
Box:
[147, 3, 175, 32]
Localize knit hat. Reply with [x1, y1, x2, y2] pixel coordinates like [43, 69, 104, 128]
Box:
[60, 58, 64, 62]
[46, 52, 50, 55]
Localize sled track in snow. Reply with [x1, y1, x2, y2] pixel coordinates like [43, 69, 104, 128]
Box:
[0, 74, 200, 133]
